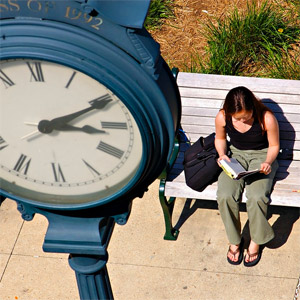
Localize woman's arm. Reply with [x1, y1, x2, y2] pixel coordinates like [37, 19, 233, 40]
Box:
[261, 111, 280, 174]
[215, 110, 230, 162]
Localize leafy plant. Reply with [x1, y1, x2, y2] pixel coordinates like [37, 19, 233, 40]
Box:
[145, 0, 174, 30]
[266, 49, 300, 79]
[190, 0, 300, 79]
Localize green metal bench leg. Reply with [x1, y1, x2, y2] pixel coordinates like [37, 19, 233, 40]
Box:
[159, 179, 179, 240]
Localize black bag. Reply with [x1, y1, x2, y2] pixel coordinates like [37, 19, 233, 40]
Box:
[183, 133, 221, 192]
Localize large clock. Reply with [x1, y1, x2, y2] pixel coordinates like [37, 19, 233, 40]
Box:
[0, 1, 181, 211]
[0, 58, 143, 205]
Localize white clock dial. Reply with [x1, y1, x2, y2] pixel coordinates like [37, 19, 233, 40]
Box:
[0, 59, 143, 205]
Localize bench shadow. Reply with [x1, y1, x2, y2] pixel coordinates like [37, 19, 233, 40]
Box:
[261, 98, 295, 183]
[174, 199, 299, 249]
[241, 205, 299, 249]
[241, 97, 298, 247]
[173, 198, 218, 231]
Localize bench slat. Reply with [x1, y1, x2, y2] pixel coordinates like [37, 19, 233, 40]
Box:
[181, 97, 300, 115]
[177, 73, 300, 95]
[182, 125, 299, 142]
[181, 115, 300, 131]
[165, 180, 300, 199]
[164, 181, 300, 207]
[185, 133, 300, 150]
[169, 163, 300, 174]
[182, 106, 300, 124]
[179, 88, 300, 105]
[168, 168, 300, 184]
[172, 153, 300, 167]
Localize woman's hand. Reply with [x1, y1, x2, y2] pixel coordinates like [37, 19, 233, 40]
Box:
[217, 154, 231, 166]
[260, 162, 272, 175]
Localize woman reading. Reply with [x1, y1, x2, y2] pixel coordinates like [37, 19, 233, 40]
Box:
[215, 86, 280, 267]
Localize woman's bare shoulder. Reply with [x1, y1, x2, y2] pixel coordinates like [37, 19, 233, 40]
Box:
[264, 110, 278, 126]
[215, 109, 226, 126]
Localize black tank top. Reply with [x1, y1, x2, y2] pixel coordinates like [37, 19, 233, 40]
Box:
[225, 118, 268, 150]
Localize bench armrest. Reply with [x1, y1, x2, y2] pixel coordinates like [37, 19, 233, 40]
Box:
[159, 137, 180, 180]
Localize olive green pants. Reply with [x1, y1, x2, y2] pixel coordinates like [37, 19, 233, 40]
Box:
[217, 145, 279, 245]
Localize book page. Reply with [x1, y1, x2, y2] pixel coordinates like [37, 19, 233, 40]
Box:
[219, 158, 245, 177]
[220, 158, 260, 179]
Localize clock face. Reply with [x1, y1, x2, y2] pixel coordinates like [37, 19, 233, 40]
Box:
[0, 59, 143, 206]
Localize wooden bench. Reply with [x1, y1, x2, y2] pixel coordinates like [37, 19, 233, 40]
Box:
[159, 72, 300, 240]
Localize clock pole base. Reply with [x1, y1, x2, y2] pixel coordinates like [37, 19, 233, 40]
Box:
[69, 253, 113, 300]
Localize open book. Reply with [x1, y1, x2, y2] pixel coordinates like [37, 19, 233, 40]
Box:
[219, 157, 260, 180]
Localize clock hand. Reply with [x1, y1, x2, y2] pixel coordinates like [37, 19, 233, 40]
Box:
[21, 125, 105, 141]
[38, 97, 112, 133]
[54, 124, 106, 134]
[21, 122, 41, 139]
[24, 122, 39, 126]
[21, 130, 41, 140]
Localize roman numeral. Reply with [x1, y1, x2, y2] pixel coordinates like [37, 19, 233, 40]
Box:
[51, 163, 66, 182]
[101, 122, 128, 130]
[0, 136, 8, 151]
[82, 159, 100, 177]
[65, 71, 77, 88]
[27, 62, 44, 82]
[13, 154, 31, 175]
[97, 141, 124, 159]
[0, 69, 15, 88]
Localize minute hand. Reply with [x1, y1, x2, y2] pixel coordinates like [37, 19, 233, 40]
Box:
[38, 97, 112, 133]
[50, 97, 112, 126]
[50, 106, 94, 127]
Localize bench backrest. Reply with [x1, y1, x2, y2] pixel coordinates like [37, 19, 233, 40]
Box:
[177, 72, 300, 162]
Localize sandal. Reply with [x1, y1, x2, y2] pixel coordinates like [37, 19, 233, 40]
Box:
[227, 238, 244, 265]
[244, 247, 262, 267]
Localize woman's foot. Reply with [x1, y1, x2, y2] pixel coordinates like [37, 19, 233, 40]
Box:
[244, 240, 262, 267]
[227, 238, 244, 265]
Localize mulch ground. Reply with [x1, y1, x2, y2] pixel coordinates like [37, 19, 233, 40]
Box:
[149, 0, 300, 72]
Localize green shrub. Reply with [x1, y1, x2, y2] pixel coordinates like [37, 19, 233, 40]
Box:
[145, 0, 174, 30]
[191, 1, 300, 78]
[266, 49, 300, 79]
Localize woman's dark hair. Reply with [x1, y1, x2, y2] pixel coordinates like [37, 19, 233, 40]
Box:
[222, 86, 272, 132]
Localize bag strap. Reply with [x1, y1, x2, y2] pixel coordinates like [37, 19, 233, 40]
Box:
[202, 132, 216, 150]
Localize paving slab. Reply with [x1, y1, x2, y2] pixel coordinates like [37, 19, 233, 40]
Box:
[0, 200, 24, 254]
[108, 263, 298, 300]
[0, 255, 77, 300]
[0, 254, 9, 281]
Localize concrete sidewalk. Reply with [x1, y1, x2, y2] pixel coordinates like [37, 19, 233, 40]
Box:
[0, 179, 299, 300]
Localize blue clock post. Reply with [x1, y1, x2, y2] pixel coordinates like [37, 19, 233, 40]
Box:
[0, 1, 181, 299]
